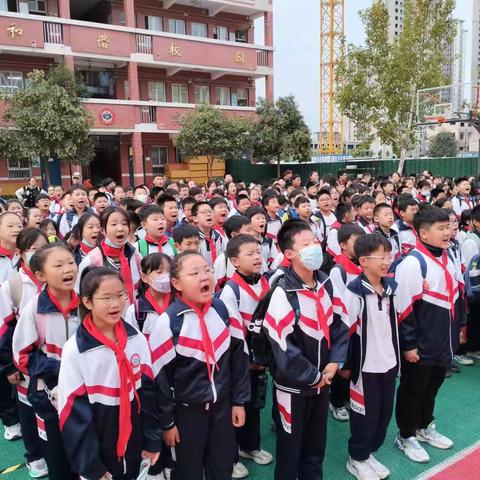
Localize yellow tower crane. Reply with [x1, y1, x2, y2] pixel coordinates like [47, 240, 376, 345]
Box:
[320, 0, 344, 154]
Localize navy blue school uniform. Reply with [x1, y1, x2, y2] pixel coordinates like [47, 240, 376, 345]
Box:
[345, 275, 399, 461]
[148, 297, 250, 480]
[263, 267, 349, 480]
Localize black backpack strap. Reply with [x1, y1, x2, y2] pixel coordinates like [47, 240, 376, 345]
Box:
[211, 297, 230, 328]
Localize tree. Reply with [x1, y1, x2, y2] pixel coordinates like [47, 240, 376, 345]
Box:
[174, 104, 251, 179]
[428, 131, 458, 158]
[251, 96, 311, 177]
[0, 64, 94, 184]
[336, 0, 456, 174]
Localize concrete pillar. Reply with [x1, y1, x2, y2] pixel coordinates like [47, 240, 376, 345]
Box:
[264, 11, 274, 102]
[64, 55, 74, 71]
[124, 0, 136, 28]
[58, 0, 70, 19]
[132, 131, 144, 185]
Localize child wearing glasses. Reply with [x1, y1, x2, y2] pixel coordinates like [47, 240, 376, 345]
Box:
[148, 251, 250, 480]
[192, 201, 223, 266]
[344, 234, 399, 480]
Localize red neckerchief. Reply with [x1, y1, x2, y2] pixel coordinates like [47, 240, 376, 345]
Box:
[280, 257, 291, 267]
[83, 314, 139, 460]
[20, 263, 42, 293]
[333, 254, 361, 275]
[416, 193, 428, 203]
[231, 272, 269, 302]
[101, 241, 134, 303]
[181, 298, 217, 381]
[46, 288, 79, 319]
[460, 195, 473, 209]
[202, 231, 217, 265]
[0, 245, 14, 259]
[80, 242, 94, 255]
[416, 242, 456, 319]
[145, 234, 169, 253]
[228, 195, 237, 209]
[298, 285, 331, 347]
[145, 288, 170, 316]
[331, 221, 343, 230]
[213, 225, 225, 237]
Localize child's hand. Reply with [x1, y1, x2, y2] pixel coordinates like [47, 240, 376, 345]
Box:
[232, 406, 246, 427]
[141, 450, 160, 466]
[322, 362, 339, 382]
[163, 427, 180, 447]
[99, 473, 112, 480]
[460, 326, 467, 344]
[311, 376, 326, 389]
[7, 371, 21, 385]
[404, 349, 420, 363]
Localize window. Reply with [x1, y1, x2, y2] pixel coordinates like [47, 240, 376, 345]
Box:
[231, 87, 248, 107]
[172, 83, 188, 103]
[8, 159, 31, 179]
[168, 18, 186, 35]
[0, 0, 7, 11]
[191, 22, 207, 38]
[151, 146, 168, 174]
[0, 71, 24, 95]
[214, 26, 229, 41]
[194, 85, 210, 104]
[235, 29, 248, 43]
[145, 15, 162, 32]
[216, 87, 230, 106]
[28, 0, 46, 14]
[148, 81, 166, 102]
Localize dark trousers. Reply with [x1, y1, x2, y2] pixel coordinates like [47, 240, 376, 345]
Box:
[348, 368, 396, 461]
[236, 403, 261, 452]
[330, 374, 349, 409]
[0, 375, 18, 427]
[17, 399, 43, 463]
[396, 362, 446, 439]
[172, 401, 236, 480]
[273, 387, 329, 480]
[467, 302, 480, 352]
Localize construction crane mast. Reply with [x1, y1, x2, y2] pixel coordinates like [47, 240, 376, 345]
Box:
[320, 0, 344, 154]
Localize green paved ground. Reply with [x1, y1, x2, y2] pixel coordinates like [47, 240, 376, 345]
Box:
[1, 365, 479, 479]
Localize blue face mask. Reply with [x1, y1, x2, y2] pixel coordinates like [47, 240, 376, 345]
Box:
[299, 245, 323, 271]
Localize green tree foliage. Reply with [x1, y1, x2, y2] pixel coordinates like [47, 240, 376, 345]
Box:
[336, 0, 456, 173]
[428, 131, 458, 158]
[0, 65, 94, 180]
[251, 96, 311, 176]
[174, 104, 251, 178]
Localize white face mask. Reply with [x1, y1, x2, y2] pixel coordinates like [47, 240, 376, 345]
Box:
[149, 272, 171, 293]
[136, 194, 148, 204]
[298, 245, 324, 271]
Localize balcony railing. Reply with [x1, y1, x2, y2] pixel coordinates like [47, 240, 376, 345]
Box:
[139, 105, 157, 123]
[43, 22, 63, 44]
[256, 49, 269, 67]
[136, 34, 152, 54]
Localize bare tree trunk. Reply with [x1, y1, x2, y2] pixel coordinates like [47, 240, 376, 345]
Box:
[397, 83, 417, 175]
[276, 157, 281, 178]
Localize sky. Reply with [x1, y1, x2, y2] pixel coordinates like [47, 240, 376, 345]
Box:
[257, 0, 472, 131]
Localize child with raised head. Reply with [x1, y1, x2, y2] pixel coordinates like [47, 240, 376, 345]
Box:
[344, 234, 399, 480]
[0, 212, 23, 284]
[294, 196, 325, 246]
[0, 228, 48, 477]
[26, 208, 43, 229]
[262, 192, 282, 243]
[219, 234, 273, 479]
[356, 195, 376, 234]
[180, 196, 196, 224]
[58, 267, 161, 480]
[395, 205, 462, 464]
[157, 194, 179, 236]
[6, 199, 25, 222]
[395, 195, 419, 255]
[451, 177, 474, 217]
[34, 193, 51, 220]
[135, 205, 176, 258]
[93, 192, 110, 216]
[192, 201, 223, 267]
[58, 185, 91, 239]
[172, 224, 201, 254]
[13, 243, 80, 479]
[374, 203, 401, 258]
[314, 188, 337, 235]
[262, 219, 349, 480]
[72, 213, 101, 265]
[148, 251, 250, 480]
[325, 202, 356, 260]
[76, 207, 141, 305]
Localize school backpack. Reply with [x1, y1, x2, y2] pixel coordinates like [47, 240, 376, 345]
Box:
[247, 276, 300, 367]
[465, 254, 480, 300]
[137, 238, 177, 258]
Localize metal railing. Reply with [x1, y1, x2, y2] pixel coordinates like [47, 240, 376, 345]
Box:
[139, 105, 156, 123]
[256, 49, 269, 67]
[43, 22, 63, 44]
[136, 34, 152, 54]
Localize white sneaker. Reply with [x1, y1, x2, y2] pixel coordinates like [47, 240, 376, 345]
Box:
[346, 456, 380, 480]
[163, 468, 171, 480]
[367, 455, 389, 479]
[330, 404, 350, 422]
[232, 462, 249, 479]
[395, 435, 430, 463]
[4, 423, 22, 440]
[467, 350, 480, 360]
[239, 448, 273, 465]
[454, 354, 474, 366]
[27, 459, 48, 478]
[416, 422, 453, 449]
[146, 474, 165, 480]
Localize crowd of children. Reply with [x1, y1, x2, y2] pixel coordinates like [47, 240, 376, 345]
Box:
[0, 169, 477, 480]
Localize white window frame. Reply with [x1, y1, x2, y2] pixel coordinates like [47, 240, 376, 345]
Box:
[172, 83, 188, 103]
[8, 159, 31, 179]
[28, 0, 46, 14]
[231, 87, 248, 107]
[194, 85, 210, 104]
[148, 81, 166, 102]
[168, 18, 186, 35]
[145, 15, 163, 32]
[191, 22, 207, 38]
[151, 146, 168, 174]
[216, 86, 230, 106]
[215, 26, 229, 41]
[0, 71, 24, 95]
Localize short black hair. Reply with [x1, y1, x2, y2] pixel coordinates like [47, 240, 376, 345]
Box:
[245, 206, 266, 220]
[334, 202, 352, 222]
[277, 219, 312, 253]
[226, 234, 258, 259]
[413, 204, 449, 233]
[469, 205, 480, 222]
[337, 224, 365, 245]
[35, 193, 50, 203]
[261, 192, 278, 208]
[138, 204, 164, 222]
[316, 188, 331, 199]
[121, 198, 144, 212]
[209, 197, 228, 209]
[172, 224, 200, 244]
[354, 233, 392, 258]
[157, 194, 177, 210]
[191, 201, 209, 217]
[356, 195, 375, 208]
[373, 203, 393, 217]
[236, 193, 250, 203]
[293, 195, 310, 208]
[417, 180, 430, 190]
[69, 185, 87, 194]
[455, 177, 469, 186]
[430, 187, 444, 199]
[224, 215, 250, 239]
[396, 194, 417, 212]
[182, 196, 196, 208]
[93, 192, 109, 202]
[189, 186, 202, 197]
[288, 188, 305, 200]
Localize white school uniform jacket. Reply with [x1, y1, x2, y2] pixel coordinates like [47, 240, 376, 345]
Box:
[58, 208, 91, 238]
[325, 221, 344, 257]
[375, 226, 401, 258]
[12, 290, 80, 420]
[266, 214, 283, 243]
[0, 254, 19, 286]
[57, 320, 161, 480]
[124, 293, 171, 337]
[133, 236, 177, 259]
[395, 220, 417, 255]
[199, 229, 224, 267]
[214, 253, 268, 292]
[329, 255, 362, 318]
[451, 194, 474, 218]
[461, 231, 480, 266]
[357, 217, 376, 234]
